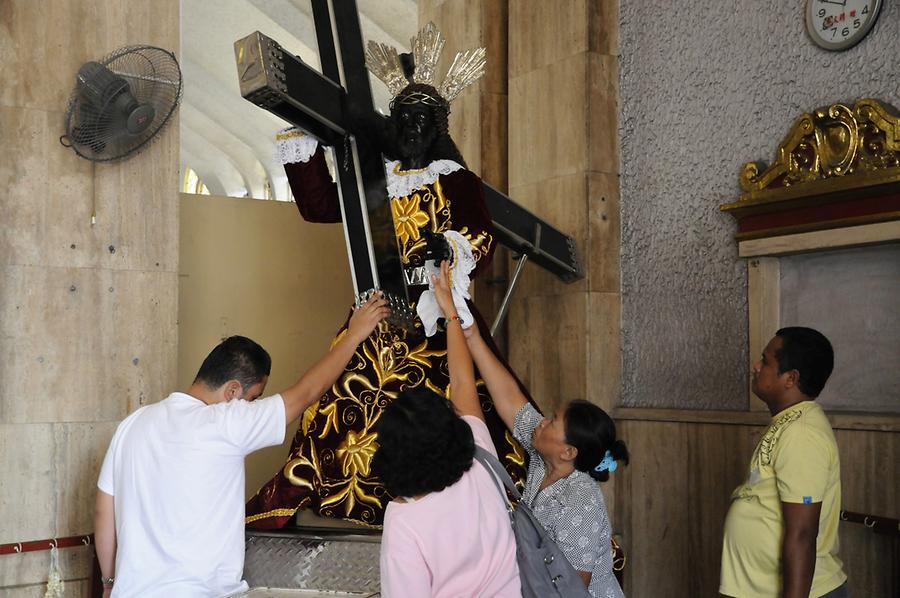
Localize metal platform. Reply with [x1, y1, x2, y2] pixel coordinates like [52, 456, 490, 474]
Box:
[244, 528, 381, 595]
[239, 590, 379, 598]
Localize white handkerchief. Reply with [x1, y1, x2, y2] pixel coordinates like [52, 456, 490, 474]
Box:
[416, 230, 477, 337]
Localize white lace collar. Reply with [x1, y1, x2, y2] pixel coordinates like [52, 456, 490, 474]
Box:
[384, 159, 464, 198]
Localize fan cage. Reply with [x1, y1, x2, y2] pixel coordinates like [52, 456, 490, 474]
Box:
[62, 45, 182, 162]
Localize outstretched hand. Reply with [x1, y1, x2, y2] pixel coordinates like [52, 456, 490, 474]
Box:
[431, 261, 456, 319]
[347, 292, 390, 343]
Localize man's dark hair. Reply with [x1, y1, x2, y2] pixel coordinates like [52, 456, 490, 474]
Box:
[372, 387, 474, 498]
[565, 400, 629, 483]
[193, 336, 271, 391]
[775, 327, 834, 398]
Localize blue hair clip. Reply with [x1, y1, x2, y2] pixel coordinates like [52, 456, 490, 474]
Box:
[594, 450, 618, 474]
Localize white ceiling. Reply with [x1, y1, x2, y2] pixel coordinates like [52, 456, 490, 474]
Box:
[180, 0, 418, 200]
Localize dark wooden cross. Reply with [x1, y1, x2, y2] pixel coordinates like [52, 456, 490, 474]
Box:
[233, 0, 582, 328]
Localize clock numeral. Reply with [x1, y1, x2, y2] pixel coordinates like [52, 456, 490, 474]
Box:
[830, 26, 837, 39]
[862, 4, 869, 13]
[853, 18, 860, 28]
[841, 27, 850, 37]
[818, 8, 826, 17]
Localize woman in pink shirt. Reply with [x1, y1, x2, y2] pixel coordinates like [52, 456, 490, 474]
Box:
[372, 262, 522, 598]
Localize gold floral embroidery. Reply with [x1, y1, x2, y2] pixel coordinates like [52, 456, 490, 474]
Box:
[255, 173, 523, 528]
[336, 430, 379, 477]
[391, 194, 430, 245]
[320, 476, 383, 517]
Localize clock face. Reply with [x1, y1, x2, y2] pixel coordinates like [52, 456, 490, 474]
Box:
[805, 0, 882, 51]
[806, 0, 881, 50]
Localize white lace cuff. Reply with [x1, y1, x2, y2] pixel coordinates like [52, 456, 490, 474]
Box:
[416, 230, 476, 337]
[275, 127, 319, 165]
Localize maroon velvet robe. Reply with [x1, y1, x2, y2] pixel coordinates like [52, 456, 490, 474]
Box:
[246, 149, 532, 528]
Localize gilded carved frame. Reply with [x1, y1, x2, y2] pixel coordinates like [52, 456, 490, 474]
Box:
[721, 98, 900, 244]
[722, 99, 900, 413]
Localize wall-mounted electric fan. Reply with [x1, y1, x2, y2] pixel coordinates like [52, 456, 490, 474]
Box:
[60, 45, 182, 161]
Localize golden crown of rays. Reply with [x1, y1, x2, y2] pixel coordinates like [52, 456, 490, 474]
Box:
[364, 22, 486, 105]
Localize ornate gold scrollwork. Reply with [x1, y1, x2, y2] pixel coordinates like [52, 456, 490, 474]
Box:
[735, 99, 900, 202]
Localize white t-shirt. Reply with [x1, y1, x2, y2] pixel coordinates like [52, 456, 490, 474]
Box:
[97, 392, 286, 598]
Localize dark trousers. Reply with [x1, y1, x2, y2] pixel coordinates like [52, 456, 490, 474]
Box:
[821, 582, 849, 598]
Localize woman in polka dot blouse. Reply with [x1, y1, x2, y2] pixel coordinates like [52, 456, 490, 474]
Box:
[464, 323, 628, 598]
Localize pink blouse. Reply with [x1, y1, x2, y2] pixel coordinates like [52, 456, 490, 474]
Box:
[380, 416, 522, 598]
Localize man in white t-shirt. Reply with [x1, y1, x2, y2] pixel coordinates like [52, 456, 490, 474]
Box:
[94, 295, 388, 598]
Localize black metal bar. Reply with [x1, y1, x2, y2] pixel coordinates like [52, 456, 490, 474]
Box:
[310, 0, 340, 84]
[483, 184, 582, 282]
[330, 0, 375, 114]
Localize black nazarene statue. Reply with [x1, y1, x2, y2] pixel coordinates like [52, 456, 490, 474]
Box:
[246, 23, 535, 528]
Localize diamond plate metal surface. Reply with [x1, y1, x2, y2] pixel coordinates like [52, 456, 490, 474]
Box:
[239, 589, 380, 597]
[244, 530, 381, 593]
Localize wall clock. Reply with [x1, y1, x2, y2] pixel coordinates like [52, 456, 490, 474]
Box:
[805, 0, 882, 51]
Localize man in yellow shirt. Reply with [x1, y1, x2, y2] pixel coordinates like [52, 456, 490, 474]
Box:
[720, 327, 848, 598]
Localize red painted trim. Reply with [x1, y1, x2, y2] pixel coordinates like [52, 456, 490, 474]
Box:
[738, 193, 900, 233]
[0, 534, 93, 555]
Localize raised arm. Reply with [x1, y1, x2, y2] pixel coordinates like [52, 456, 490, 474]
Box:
[432, 261, 483, 421]
[463, 323, 528, 432]
[279, 294, 389, 423]
[277, 129, 342, 223]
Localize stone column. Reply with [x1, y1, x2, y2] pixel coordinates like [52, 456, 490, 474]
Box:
[0, 0, 179, 592]
[507, 1, 619, 413]
[506, 0, 621, 516]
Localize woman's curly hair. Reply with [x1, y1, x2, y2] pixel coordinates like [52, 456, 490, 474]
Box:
[372, 387, 475, 498]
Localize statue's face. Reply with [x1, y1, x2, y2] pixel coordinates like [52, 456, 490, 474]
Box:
[393, 103, 436, 162]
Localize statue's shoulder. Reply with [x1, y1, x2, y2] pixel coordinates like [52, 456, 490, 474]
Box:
[432, 160, 479, 185]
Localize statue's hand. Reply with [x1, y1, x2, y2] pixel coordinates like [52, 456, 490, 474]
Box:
[423, 229, 452, 264]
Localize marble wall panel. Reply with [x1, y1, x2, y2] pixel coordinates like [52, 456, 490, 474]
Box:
[447, 91, 482, 177]
[480, 0, 508, 95]
[509, 55, 589, 187]
[588, 53, 619, 175]
[0, 0, 179, 592]
[588, 173, 620, 293]
[0, 105, 178, 273]
[0, 424, 55, 543]
[0, 265, 178, 423]
[587, 292, 620, 412]
[0, 580, 91, 598]
[0, 546, 92, 590]
[54, 422, 118, 537]
[509, 0, 590, 77]
[508, 173, 591, 296]
[588, 0, 618, 56]
[507, 292, 588, 416]
[479, 92, 508, 190]
[0, 0, 178, 111]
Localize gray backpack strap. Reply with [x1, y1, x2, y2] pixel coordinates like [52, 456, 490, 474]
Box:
[473, 445, 523, 502]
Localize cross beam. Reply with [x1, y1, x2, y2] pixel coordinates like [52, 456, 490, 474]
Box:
[234, 2, 583, 299]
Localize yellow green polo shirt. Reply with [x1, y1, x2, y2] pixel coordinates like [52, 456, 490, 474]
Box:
[720, 401, 846, 597]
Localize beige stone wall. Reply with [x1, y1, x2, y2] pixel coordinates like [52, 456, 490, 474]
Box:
[0, 0, 179, 592]
[506, 0, 619, 416]
[177, 193, 352, 499]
